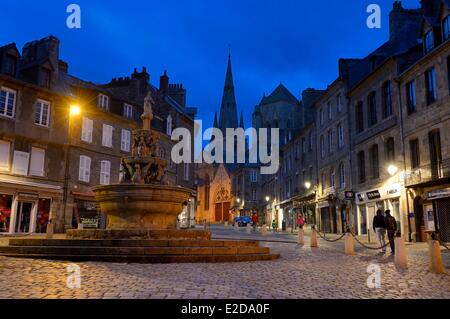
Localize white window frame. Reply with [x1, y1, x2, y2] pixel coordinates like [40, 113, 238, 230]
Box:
[81, 117, 93, 143]
[29, 147, 45, 177]
[12, 151, 30, 176]
[102, 124, 113, 148]
[0, 140, 11, 171]
[100, 160, 111, 185]
[98, 94, 109, 110]
[0, 87, 16, 118]
[328, 130, 333, 154]
[35, 99, 51, 127]
[79, 155, 91, 183]
[337, 94, 342, 113]
[121, 129, 131, 152]
[123, 104, 133, 119]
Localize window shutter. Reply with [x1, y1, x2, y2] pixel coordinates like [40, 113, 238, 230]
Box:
[84, 156, 91, 182]
[0, 141, 10, 171]
[30, 147, 45, 176]
[82, 117, 93, 143]
[103, 125, 113, 147]
[12, 151, 30, 176]
[79, 156, 85, 181]
[121, 130, 130, 152]
[100, 161, 111, 185]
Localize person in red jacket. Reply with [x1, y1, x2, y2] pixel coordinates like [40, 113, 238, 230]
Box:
[297, 215, 305, 229]
[252, 213, 258, 232]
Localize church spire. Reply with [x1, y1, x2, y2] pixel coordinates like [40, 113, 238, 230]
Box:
[219, 52, 239, 133]
[239, 112, 244, 129]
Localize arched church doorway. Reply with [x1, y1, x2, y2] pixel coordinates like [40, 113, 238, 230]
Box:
[215, 187, 231, 222]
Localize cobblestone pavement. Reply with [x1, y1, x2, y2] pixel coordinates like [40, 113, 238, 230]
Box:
[0, 226, 449, 299]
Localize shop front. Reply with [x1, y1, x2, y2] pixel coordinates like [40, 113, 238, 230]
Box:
[0, 178, 62, 234]
[355, 183, 404, 238]
[422, 187, 450, 242]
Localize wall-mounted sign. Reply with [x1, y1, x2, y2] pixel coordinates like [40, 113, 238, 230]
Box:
[427, 188, 450, 200]
[356, 184, 402, 204]
[345, 191, 355, 200]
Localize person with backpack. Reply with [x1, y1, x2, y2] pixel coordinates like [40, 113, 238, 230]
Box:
[384, 210, 397, 255]
[372, 210, 387, 253]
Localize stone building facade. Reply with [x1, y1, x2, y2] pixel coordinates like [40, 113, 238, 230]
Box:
[0, 36, 197, 234]
[315, 77, 352, 234]
[400, 0, 450, 242]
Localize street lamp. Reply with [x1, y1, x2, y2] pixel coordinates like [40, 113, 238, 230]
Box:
[237, 198, 241, 204]
[70, 105, 81, 117]
[387, 165, 398, 176]
[305, 182, 312, 190]
[265, 196, 270, 203]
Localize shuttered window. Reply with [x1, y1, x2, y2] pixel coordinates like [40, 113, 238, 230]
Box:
[0, 87, 16, 118]
[121, 129, 131, 152]
[81, 117, 93, 143]
[100, 160, 111, 185]
[29, 147, 45, 177]
[79, 156, 91, 183]
[35, 99, 50, 127]
[12, 151, 30, 176]
[102, 124, 113, 148]
[0, 141, 11, 171]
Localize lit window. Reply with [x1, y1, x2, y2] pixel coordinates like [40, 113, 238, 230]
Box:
[425, 68, 437, 105]
[79, 156, 91, 183]
[406, 80, 417, 115]
[102, 124, 113, 148]
[121, 129, 131, 152]
[100, 160, 111, 185]
[29, 147, 45, 177]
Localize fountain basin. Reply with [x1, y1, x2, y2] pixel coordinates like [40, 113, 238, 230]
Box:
[92, 184, 192, 231]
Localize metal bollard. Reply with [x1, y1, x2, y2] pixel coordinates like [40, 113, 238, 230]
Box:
[310, 227, 318, 248]
[297, 228, 305, 245]
[261, 225, 268, 237]
[429, 240, 444, 274]
[345, 232, 355, 255]
[394, 237, 408, 269]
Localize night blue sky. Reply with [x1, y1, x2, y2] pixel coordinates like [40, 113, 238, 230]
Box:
[0, 0, 419, 129]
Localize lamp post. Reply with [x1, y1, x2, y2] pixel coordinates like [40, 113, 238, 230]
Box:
[62, 104, 81, 231]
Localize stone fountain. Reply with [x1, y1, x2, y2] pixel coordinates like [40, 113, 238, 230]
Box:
[0, 93, 280, 263]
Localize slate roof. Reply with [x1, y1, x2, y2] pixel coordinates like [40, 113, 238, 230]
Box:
[261, 83, 298, 106]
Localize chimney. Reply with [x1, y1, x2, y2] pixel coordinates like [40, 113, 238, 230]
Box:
[160, 70, 169, 93]
[389, 2, 422, 45]
[58, 60, 68, 74]
[421, 0, 441, 17]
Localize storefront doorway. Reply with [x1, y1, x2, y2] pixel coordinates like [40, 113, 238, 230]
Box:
[15, 202, 33, 233]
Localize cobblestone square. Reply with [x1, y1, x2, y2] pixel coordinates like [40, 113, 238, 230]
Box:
[0, 226, 449, 299]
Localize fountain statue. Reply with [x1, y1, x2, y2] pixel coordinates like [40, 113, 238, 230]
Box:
[91, 92, 192, 233]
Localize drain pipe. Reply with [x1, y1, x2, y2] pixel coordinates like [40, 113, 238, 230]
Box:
[396, 78, 413, 243]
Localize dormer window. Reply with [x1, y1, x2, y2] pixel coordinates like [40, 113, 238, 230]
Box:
[39, 68, 51, 88]
[166, 115, 173, 135]
[424, 30, 434, 54]
[443, 16, 450, 41]
[123, 103, 133, 119]
[4, 55, 17, 76]
[98, 94, 109, 111]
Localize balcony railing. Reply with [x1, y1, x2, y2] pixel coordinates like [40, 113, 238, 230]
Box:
[405, 159, 450, 187]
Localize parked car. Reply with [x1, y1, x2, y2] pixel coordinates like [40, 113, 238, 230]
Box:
[233, 216, 252, 227]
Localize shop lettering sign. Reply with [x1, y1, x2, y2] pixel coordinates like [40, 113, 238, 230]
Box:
[428, 188, 450, 200]
[366, 190, 381, 200]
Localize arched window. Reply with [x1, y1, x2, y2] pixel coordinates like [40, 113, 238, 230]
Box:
[204, 174, 210, 210]
[339, 163, 346, 188]
[358, 151, 366, 183]
[382, 81, 392, 118]
[385, 137, 395, 162]
[166, 115, 173, 136]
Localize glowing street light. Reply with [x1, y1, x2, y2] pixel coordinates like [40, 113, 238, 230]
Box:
[237, 198, 241, 203]
[265, 196, 270, 202]
[70, 105, 81, 116]
[387, 165, 398, 176]
[305, 182, 312, 190]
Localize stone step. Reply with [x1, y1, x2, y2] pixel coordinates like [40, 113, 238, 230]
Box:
[0, 245, 270, 256]
[8, 239, 260, 248]
[0, 253, 280, 264]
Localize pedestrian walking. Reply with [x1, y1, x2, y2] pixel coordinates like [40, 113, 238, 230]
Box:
[384, 210, 398, 255]
[372, 210, 387, 253]
[272, 219, 277, 232]
[297, 215, 305, 229]
[252, 213, 258, 232]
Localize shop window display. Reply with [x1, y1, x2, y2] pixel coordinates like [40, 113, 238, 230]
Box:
[0, 195, 12, 232]
[36, 198, 51, 233]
